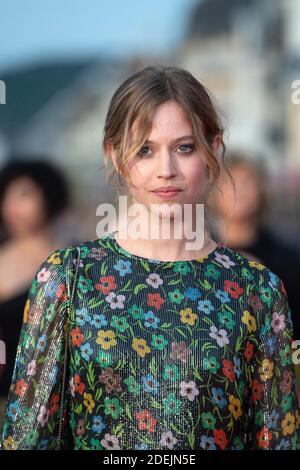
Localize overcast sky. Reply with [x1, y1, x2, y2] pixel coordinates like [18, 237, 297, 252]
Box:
[0, 0, 199, 72]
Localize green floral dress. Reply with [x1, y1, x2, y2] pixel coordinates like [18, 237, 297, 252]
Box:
[1, 232, 299, 450]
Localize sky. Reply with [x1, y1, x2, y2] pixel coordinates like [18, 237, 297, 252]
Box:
[0, 0, 199, 73]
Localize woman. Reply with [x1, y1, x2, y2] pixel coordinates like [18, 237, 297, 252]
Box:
[0, 159, 72, 429]
[1, 66, 299, 450]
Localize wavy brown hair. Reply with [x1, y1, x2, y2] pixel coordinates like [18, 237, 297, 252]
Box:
[101, 65, 231, 209]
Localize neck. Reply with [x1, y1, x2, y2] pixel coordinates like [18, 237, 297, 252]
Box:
[115, 217, 216, 262]
[10, 225, 55, 248]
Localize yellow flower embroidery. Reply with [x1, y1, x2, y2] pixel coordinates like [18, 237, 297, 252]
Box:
[228, 395, 242, 420]
[241, 310, 257, 333]
[179, 308, 198, 326]
[3, 436, 17, 450]
[295, 409, 300, 429]
[23, 299, 30, 324]
[47, 251, 62, 265]
[248, 261, 265, 270]
[83, 393, 95, 414]
[258, 359, 274, 381]
[96, 330, 117, 350]
[132, 338, 151, 358]
[281, 412, 295, 436]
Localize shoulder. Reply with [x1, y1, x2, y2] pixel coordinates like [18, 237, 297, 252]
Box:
[218, 246, 293, 334]
[216, 244, 287, 300]
[214, 243, 270, 274]
[41, 235, 114, 271]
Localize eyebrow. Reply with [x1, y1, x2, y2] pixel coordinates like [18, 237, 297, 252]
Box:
[144, 135, 194, 145]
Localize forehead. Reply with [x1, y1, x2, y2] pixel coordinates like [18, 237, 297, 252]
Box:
[150, 101, 192, 135]
[131, 101, 193, 142]
[5, 176, 40, 194]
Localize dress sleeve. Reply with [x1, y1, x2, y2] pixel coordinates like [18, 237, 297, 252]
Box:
[0, 247, 74, 450]
[247, 273, 300, 449]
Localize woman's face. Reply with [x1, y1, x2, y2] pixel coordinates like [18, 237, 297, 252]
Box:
[1, 176, 47, 236]
[118, 100, 220, 224]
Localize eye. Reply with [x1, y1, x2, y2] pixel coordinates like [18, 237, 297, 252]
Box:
[137, 144, 195, 157]
[137, 146, 152, 157]
[178, 144, 195, 153]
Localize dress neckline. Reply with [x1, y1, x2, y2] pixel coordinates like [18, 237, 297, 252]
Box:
[105, 231, 223, 264]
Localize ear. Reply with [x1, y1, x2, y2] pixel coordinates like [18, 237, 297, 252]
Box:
[212, 133, 222, 156]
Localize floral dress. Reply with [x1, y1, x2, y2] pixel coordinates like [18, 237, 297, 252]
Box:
[1, 231, 299, 450]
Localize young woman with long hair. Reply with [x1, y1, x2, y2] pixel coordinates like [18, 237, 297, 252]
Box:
[1, 66, 299, 450]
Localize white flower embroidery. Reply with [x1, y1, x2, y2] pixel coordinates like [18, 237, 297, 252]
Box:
[27, 360, 37, 377]
[214, 252, 235, 269]
[37, 405, 49, 427]
[105, 291, 126, 309]
[146, 273, 163, 289]
[37, 267, 51, 283]
[179, 380, 200, 401]
[209, 325, 230, 347]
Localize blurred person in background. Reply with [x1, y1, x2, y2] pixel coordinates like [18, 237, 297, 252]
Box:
[0, 158, 72, 429]
[210, 152, 300, 402]
[210, 153, 300, 339]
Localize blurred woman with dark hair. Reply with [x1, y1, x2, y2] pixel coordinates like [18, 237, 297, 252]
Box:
[0, 157, 72, 428]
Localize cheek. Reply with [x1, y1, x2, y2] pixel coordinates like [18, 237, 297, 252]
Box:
[126, 164, 153, 196]
[27, 198, 44, 218]
[235, 180, 260, 209]
[186, 163, 207, 193]
[18, 195, 45, 224]
[2, 195, 22, 221]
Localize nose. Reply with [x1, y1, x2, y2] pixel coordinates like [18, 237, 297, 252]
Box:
[156, 150, 177, 178]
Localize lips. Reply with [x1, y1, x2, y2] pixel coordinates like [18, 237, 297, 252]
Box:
[151, 189, 182, 199]
[152, 187, 182, 193]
